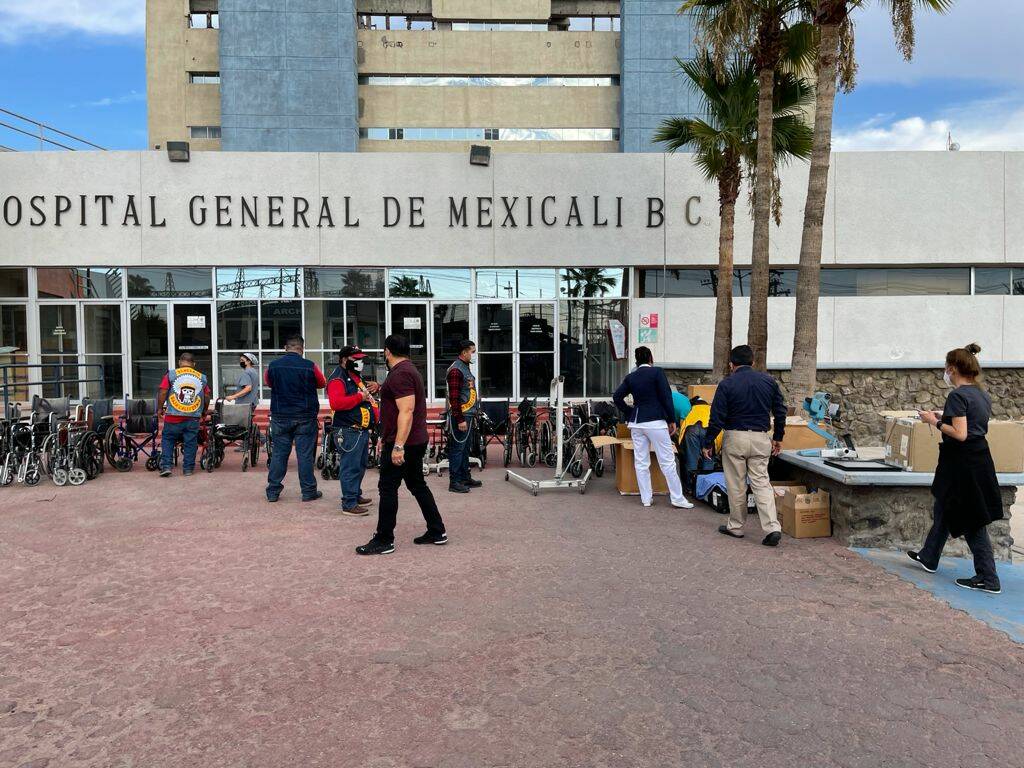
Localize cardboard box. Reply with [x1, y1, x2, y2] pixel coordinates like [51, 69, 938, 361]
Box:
[883, 417, 941, 472]
[781, 418, 828, 452]
[883, 417, 1024, 473]
[776, 485, 831, 539]
[986, 421, 1024, 473]
[592, 427, 677, 496]
[687, 384, 718, 403]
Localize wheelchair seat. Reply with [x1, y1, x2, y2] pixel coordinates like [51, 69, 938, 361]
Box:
[215, 401, 253, 430]
[81, 397, 114, 432]
[125, 398, 158, 434]
[479, 400, 509, 435]
[31, 395, 71, 421]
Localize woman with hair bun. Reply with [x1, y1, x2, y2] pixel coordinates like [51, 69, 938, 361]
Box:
[908, 343, 1003, 594]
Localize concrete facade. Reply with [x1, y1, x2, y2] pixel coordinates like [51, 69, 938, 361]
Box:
[219, 0, 360, 152]
[620, 0, 697, 152]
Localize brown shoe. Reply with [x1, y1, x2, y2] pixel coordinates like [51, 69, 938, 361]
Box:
[340, 507, 370, 517]
[357, 496, 372, 507]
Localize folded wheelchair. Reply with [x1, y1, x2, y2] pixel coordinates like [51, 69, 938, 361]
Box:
[200, 399, 260, 472]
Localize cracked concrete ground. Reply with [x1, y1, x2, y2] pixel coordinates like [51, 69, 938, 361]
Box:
[1, 451, 1023, 768]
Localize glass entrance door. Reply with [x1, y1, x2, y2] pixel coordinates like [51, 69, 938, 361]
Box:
[431, 303, 470, 400]
[172, 304, 213, 380]
[129, 303, 169, 398]
[38, 303, 79, 398]
[389, 303, 428, 383]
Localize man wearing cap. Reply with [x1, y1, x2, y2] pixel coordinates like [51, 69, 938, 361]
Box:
[445, 339, 481, 494]
[326, 346, 381, 516]
[225, 352, 260, 407]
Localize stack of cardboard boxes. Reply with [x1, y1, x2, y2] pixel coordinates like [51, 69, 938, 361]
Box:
[882, 413, 1024, 473]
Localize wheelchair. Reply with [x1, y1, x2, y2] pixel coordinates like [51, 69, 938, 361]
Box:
[200, 399, 260, 472]
[1, 396, 77, 486]
[316, 418, 340, 480]
[504, 397, 539, 468]
[104, 397, 161, 472]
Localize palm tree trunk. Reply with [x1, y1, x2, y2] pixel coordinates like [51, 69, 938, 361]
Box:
[713, 191, 737, 382]
[790, 22, 839, 406]
[747, 66, 774, 371]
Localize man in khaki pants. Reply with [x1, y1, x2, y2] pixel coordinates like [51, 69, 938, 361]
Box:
[702, 345, 787, 546]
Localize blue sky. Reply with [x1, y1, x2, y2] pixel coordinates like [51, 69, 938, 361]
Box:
[0, 0, 1021, 152]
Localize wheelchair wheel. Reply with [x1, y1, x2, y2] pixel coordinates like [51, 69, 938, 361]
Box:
[52, 468, 68, 487]
[241, 454, 250, 472]
[570, 458, 584, 478]
[25, 464, 41, 486]
[144, 454, 160, 472]
[545, 451, 557, 468]
[0, 458, 13, 486]
[249, 427, 261, 467]
[316, 453, 325, 470]
[593, 457, 604, 478]
[526, 451, 537, 468]
[105, 427, 134, 472]
[321, 467, 330, 480]
[502, 436, 512, 467]
[68, 468, 87, 486]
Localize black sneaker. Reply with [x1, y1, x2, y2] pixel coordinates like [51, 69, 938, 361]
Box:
[302, 490, 323, 502]
[718, 525, 744, 539]
[955, 576, 1001, 595]
[448, 483, 470, 494]
[414, 531, 449, 546]
[762, 531, 782, 547]
[159, 468, 172, 478]
[465, 478, 483, 488]
[907, 551, 937, 573]
[356, 538, 395, 556]
[183, 470, 194, 476]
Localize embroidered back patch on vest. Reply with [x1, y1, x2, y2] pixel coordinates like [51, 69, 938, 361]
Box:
[168, 367, 205, 415]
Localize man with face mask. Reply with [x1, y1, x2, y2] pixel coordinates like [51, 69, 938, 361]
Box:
[326, 346, 380, 516]
[445, 339, 480, 493]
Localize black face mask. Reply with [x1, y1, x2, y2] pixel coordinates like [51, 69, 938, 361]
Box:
[239, 362, 246, 369]
[345, 359, 358, 372]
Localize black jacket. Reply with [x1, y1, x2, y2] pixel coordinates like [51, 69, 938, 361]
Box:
[931, 436, 1003, 538]
[612, 366, 675, 425]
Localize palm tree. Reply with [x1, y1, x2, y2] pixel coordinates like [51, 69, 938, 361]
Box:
[787, 0, 953, 404]
[389, 275, 432, 297]
[655, 52, 813, 380]
[561, 268, 621, 366]
[682, 0, 812, 370]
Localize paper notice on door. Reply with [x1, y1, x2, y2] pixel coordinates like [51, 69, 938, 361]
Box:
[187, 315, 206, 329]
[403, 317, 422, 330]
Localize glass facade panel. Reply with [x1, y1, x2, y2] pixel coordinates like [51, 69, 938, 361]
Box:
[0, 268, 28, 298]
[347, 301, 386, 351]
[519, 303, 555, 352]
[820, 268, 970, 297]
[83, 304, 123, 398]
[37, 268, 123, 299]
[217, 267, 301, 299]
[130, 304, 168, 397]
[560, 268, 629, 299]
[477, 304, 513, 351]
[217, 301, 259, 350]
[478, 354, 513, 398]
[476, 269, 557, 299]
[974, 268, 1011, 295]
[389, 269, 471, 299]
[304, 268, 385, 298]
[520, 353, 554, 397]
[261, 300, 302, 350]
[559, 299, 627, 398]
[304, 300, 345, 352]
[128, 268, 212, 298]
[433, 303, 471, 399]
[0, 305, 29, 401]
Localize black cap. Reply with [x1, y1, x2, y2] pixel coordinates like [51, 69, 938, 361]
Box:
[338, 345, 366, 360]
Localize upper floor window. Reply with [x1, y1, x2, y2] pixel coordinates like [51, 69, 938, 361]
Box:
[566, 16, 621, 31]
[189, 125, 222, 139]
[358, 14, 435, 30]
[450, 22, 550, 31]
[359, 75, 619, 87]
[189, 72, 221, 84]
[188, 13, 219, 29]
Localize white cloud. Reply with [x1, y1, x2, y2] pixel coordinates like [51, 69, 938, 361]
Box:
[71, 90, 146, 108]
[851, 0, 1024, 85]
[0, 1, 144, 43]
[834, 98, 1024, 151]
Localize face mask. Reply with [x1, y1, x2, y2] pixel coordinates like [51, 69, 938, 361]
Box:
[239, 361, 246, 369]
[943, 370, 953, 387]
[346, 359, 363, 373]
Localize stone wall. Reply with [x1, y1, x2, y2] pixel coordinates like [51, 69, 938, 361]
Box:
[666, 368, 1024, 446]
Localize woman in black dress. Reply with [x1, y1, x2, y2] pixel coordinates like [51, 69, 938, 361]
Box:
[908, 343, 1003, 595]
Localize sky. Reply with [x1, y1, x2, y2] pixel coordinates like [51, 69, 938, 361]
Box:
[0, 0, 1021, 152]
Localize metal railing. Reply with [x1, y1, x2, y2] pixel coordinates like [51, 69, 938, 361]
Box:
[0, 107, 107, 151]
[0, 363, 106, 417]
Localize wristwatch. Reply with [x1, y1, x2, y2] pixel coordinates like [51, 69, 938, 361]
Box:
[394, 444, 405, 451]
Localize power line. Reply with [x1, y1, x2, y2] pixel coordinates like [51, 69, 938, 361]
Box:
[0, 107, 107, 151]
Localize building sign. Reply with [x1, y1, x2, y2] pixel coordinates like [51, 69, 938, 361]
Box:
[403, 317, 421, 330]
[52, 325, 66, 336]
[606, 319, 626, 360]
[638, 328, 657, 343]
[186, 315, 206, 329]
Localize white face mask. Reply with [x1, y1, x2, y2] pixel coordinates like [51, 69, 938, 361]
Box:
[353, 359, 364, 372]
[943, 370, 954, 387]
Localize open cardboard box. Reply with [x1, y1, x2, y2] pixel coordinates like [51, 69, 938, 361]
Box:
[591, 424, 678, 496]
[772, 483, 832, 539]
[882, 415, 1024, 473]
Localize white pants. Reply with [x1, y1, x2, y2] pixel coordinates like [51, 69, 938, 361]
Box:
[629, 425, 686, 506]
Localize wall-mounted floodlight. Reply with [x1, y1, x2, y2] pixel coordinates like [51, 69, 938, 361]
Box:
[166, 141, 191, 162]
[469, 144, 491, 167]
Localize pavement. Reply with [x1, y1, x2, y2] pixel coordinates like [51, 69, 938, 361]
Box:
[2, 450, 1024, 768]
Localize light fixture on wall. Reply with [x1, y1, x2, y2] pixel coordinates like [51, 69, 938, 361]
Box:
[166, 141, 191, 162]
[469, 144, 491, 167]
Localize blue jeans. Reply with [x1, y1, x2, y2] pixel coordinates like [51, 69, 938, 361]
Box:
[266, 416, 318, 500]
[160, 419, 199, 472]
[683, 425, 714, 475]
[337, 427, 369, 510]
[447, 415, 474, 485]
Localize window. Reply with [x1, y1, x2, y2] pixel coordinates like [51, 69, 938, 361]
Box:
[560, 268, 629, 300]
[189, 72, 221, 84]
[304, 268, 384, 298]
[477, 303, 513, 397]
[565, 16, 620, 31]
[83, 305, 123, 398]
[359, 75, 618, 87]
[216, 268, 301, 299]
[360, 127, 619, 142]
[433, 303, 470, 399]
[559, 299, 627, 398]
[518, 303, 556, 396]
[0, 304, 28, 401]
[128, 268, 212, 298]
[0, 268, 28, 297]
[389, 269, 471, 300]
[37, 268, 123, 299]
[189, 125, 222, 139]
[188, 13, 219, 29]
[449, 22, 549, 31]
[261, 301, 302, 350]
[475, 269, 558, 299]
[820, 268, 970, 297]
[129, 304, 168, 397]
[38, 305, 79, 398]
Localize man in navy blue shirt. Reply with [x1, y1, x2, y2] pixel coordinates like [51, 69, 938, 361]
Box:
[702, 345, 786, 546]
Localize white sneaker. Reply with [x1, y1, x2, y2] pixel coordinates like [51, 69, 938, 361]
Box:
[642, 501, 652, 508]
[671, 498, 695, 509]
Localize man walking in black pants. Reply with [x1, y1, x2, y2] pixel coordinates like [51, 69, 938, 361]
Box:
[356, 334, 446, 556]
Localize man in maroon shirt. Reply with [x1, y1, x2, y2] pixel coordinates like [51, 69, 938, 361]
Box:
[356, 334, 446, 556]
